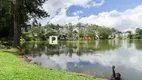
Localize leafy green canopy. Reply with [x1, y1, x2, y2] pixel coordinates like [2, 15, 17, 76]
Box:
[0, 0, 49, 46]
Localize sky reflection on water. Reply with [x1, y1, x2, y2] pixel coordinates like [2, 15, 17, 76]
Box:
[22, 40, 142, 80]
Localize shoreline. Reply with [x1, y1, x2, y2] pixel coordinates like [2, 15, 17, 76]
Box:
[0, 48, 107, 80]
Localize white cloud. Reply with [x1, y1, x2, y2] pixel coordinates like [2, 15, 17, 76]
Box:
[37, 0, 105, 25]
[50, 8, 79, 25]
[92, 0, 104, 7]
[73, 10, 83, 16]
[42, 0, 104, 16]
[87, 0, 105, 8]
[50, 4, 142, 31]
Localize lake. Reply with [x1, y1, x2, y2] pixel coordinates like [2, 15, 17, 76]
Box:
[21, 40, 142, 80]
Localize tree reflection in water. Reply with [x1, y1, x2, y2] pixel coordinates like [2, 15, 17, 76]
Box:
[21, 40, 142, 80]
[21, 40, 121, 57]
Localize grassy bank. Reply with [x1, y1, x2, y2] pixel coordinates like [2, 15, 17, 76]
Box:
[0, 49, 107, 80]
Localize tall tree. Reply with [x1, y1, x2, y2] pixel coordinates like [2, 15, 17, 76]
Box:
[126, 30, 132, 39]
[66, 23, 73, 39]
[0, 0, 13, 43]
[1, 0, 49, 47]
[97, 26, 111, 39]
[136, 28, 142, 39]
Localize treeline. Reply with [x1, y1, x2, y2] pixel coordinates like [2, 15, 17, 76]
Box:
[21, 23, 142, 41]
[21, 23, 117, 41]
[123, 28, 142, 39]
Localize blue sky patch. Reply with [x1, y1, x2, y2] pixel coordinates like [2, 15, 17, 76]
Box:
[66, 0, 142, 17]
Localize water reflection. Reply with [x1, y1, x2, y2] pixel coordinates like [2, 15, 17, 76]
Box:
[134, 40, 142, 50]
[22, 40, 121, 57]
[21, 40, 142, 80]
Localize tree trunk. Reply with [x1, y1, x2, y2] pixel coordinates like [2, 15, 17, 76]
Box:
[17, 15, 21, 46]
[13, 4, 20, 47]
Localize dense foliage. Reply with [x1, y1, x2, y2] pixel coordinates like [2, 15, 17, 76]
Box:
[136, 28, 142, 39]
[20, 23, 142, 41]
[0, 0, 49, 46]
[21, 23, 118, 41]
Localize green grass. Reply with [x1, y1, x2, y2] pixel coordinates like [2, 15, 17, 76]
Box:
[0, 49, 107, 80]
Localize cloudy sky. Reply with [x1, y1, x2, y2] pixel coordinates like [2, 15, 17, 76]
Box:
[38, 0, 142, 32]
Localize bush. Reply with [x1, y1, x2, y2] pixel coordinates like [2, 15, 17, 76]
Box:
[118, 36, 123, 39]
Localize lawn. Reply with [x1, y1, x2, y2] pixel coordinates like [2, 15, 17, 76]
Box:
[0, 48, 107, 80]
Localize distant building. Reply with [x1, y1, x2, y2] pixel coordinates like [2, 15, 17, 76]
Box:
[58, 27, 68, 40]
[73, 30, 78, 39]
[112, 31, 122, 39]
[112, 31, 130, 39]
[72, 27, 79, 39]
[121, 32, 129, 39]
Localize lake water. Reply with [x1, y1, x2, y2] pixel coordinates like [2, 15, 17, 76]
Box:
[21, 40, 142, 80]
